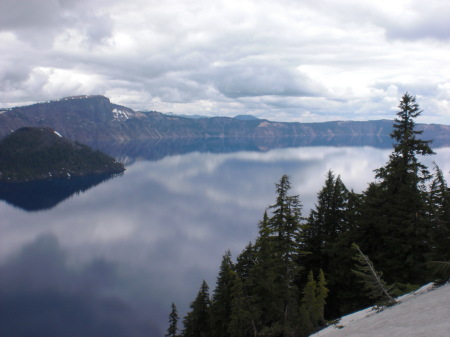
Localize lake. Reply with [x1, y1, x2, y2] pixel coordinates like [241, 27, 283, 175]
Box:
[1, 140, 449, 336]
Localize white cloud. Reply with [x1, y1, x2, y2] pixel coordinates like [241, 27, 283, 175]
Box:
[1, 0, 450, 123]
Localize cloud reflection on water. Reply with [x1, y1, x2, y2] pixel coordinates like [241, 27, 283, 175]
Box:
[1, 146, 449, 336]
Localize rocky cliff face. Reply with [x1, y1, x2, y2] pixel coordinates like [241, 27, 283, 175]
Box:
[1, 95, 449, 145]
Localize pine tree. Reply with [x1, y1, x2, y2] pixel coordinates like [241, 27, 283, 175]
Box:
[227, 272, 253, 337]
[351, 243, 396, 306]
[301, 171, 358, 318]
[166, 302, 179, 337]
[428, 164, 450, 261]
[302, 171, 353, 263]
[360, 93, 435, 284]
[182, 281, 211, 337]
[209, 250, 235, 337]
[313, 269, 329, 326]
[301, 270, 317, 328]
[265, 175, 304, 334]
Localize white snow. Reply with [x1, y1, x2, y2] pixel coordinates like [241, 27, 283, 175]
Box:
[312, 282, 450, 337]
[112, 108, 131, 121]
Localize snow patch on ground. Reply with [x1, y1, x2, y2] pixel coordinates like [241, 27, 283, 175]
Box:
[312, 283, 450, 337]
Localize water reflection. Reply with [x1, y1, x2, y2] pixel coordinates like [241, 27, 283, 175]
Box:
[89, 136, 395, 165]
[1, 145, 449, 336]
[0, 173, 123, 212]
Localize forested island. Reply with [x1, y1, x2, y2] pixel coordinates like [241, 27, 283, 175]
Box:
[166, 94, 450, 337]
[0, 127, 125, 183]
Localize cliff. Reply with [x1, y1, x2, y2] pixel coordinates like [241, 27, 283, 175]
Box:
[1, 95, 449, 145]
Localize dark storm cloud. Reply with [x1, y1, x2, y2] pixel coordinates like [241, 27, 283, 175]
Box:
[0, 234, 161, 337]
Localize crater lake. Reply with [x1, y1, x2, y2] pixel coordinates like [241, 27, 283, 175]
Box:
[1, 139, 449, 336]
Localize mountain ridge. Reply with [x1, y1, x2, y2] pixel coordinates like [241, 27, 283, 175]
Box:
[1, 95, 449, 145]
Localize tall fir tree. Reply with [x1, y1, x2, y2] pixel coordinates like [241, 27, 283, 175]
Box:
[239, 175, 306, 336]
[428, 164, 450, 262]
[313, 269, 329, 326]
[301, 170, 360, 317]
[265, 175, 304, 334]
[360, 93, 435, 284]
[301, 270, 317, 328]
[166, 302, 179, 337]
[301, 170, 353, 272]
[227, 272, 254, 337]
[209, 250, 235, 337]
[182, 281, 211, 337]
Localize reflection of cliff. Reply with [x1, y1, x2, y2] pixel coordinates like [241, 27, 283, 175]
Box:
[0, 173, 122, 212]
[89, 135, 396, 164]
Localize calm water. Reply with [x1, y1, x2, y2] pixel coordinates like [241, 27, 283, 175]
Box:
[1, 142, 450, 336]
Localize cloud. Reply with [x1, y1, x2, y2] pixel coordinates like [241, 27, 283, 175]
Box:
[212, 64, 326, 98]
[0, 234, 161, 337]
[1, 0, 450, 123]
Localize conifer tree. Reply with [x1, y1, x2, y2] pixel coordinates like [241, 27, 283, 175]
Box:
[360, 93, 435, 284]
[166, 302, 179, 337]
[313, 269, 329, 326]
[209, 250, 235, 337]
[302, 170, 353, 272]
[227, 272, 253, 337]
[301, 270, 317, 328]
[265, 175, 304, 333]
[182, 281, 211, 337]
[301, 171, 359, 317]
[428, 164, 450, 262]
[351, 243, 396, 306]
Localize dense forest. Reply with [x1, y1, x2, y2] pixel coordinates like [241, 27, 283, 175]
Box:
[166, 94, 450, 337]
[0, 127, 125, 182]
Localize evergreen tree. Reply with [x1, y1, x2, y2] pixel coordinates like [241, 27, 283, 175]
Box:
[166, 302, 179, 337]
[227, 272, 254, 337]
[428, 164, 450, 262]
[351, 243, 396, 306]
[264, 175, 304, 334]
[209, 250, 235, 337]
[248, 221, 281, 331]
[302, 171, 353, 265]
[182, 281, 211, 337]
[235, 242, 256, 282]
[313, 269, 328, 326]
[237, 176, 306, 336]
[301, 271, 317, 329]
[301, 170, 358, 317]
[360, 93, 435, 284]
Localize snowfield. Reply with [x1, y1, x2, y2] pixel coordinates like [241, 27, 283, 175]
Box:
[312, 282, 450, 337]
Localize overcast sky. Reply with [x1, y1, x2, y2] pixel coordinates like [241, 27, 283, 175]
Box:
[1, 0, 450, 123]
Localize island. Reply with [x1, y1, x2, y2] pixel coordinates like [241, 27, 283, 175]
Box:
[0, 127, 125, 183]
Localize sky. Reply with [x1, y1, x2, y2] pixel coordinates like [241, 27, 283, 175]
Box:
[1, 0, 450, 124]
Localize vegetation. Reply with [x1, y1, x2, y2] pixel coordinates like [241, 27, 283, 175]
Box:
[166, 303, 179, 337]
[168, 93, 450, 336]
[0, 127, 124, 182]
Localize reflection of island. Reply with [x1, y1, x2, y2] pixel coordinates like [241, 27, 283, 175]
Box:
[89, 135, 396, 164]
[0, 173, 122, 212]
